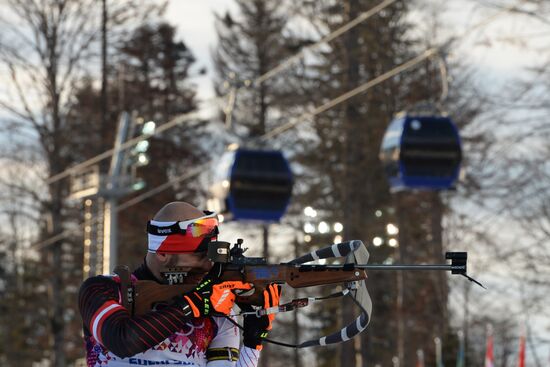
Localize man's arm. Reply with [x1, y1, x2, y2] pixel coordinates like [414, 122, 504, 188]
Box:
[78, 275, 191, 358]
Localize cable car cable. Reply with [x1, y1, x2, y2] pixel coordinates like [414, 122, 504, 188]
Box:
[30, 48, 436, 250]
[44, 0, 400, 186]
[30, 0, 529, 251]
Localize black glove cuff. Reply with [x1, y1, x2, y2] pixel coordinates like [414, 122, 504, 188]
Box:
[243, 331, 266, 349]
[242, 315, 269, 349]
[172, 295, 194, 317]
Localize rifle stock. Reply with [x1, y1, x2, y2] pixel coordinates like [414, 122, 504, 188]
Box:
[129, 265, 367, 315]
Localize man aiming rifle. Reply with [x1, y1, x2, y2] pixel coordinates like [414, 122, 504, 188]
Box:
[78, 201, 280, 366]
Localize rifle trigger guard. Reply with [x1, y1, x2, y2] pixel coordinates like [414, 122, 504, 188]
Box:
[235, 287, 255, 297]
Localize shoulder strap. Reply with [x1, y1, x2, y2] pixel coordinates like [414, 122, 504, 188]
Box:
[113, 265, 132, 312]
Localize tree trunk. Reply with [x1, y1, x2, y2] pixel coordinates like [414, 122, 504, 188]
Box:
[395, 191, 447, 367]
[341, 0, 361, 366]
[101, 0, 109, 162]
[49, 181, 66, 367]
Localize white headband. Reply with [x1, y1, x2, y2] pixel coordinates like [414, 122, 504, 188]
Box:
[147, 220, 177, 253]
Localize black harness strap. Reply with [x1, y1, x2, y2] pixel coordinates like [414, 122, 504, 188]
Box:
[206, 347, 240, 362]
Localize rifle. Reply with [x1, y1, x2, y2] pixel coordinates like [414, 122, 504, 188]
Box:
[115, 239, 482, 348]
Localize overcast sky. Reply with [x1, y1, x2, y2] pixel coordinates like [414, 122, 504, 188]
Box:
[164, 0, 238, 106]
[164, 0, 550, 104]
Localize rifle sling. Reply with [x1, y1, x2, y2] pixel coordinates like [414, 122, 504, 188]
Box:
[114, 265, 133, 314]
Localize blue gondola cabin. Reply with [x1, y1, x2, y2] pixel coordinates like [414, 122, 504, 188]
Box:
[209, 148, 293, 221]
[379, 115, 462, 191]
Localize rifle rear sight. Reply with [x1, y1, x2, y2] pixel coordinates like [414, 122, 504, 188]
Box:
[207, 239, 267, 265]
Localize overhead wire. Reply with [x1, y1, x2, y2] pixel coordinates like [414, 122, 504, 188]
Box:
[30, 0, 529, 251]
[115, 0, 530, 209]
[254, 0, 399, 85]
[29, 0, 402, 251]
[30, 48, 436, 251]
[45, 110, 204, 184]
[43, 0, 400, 186]
[261, 49, 438, 141]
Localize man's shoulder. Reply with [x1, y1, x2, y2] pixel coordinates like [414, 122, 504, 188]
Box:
[79, 274, 120, 293]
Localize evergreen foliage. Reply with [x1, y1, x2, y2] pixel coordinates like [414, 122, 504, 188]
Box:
[66, 21, 205, 269]
[0, 1, 540, 366]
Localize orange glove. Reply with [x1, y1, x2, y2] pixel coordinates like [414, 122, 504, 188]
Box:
[263, 283, 281, 330]
[175, 278, 252, 317]
[210, 281, 253, 315]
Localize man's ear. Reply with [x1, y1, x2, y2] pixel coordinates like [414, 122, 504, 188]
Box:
[155, 252, 170, 266]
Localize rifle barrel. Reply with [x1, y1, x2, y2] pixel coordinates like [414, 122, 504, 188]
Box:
[322, 264, 465, 272]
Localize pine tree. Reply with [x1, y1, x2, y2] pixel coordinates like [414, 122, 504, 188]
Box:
[214, 0, 302, 138]
[0, 1, 103, 364]
[66, 21, 204, 268]
[292, 1, 411, 364]
[291, 0, 488, 365]
[114, 22, 205, 266]
[0, 1, 172, 364]
[213, 2, 306, 365]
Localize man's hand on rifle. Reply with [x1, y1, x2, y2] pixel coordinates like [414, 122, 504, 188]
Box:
[242, 283, 282, 351]
[174, 270, 253, 317]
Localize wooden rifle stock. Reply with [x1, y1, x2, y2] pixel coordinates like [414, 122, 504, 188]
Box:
[120, 265, 367, 316]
